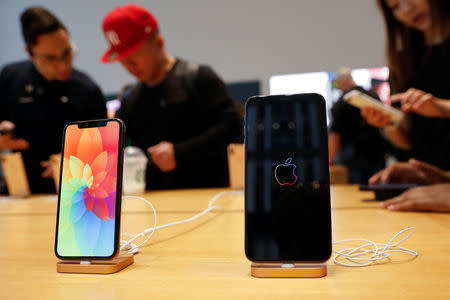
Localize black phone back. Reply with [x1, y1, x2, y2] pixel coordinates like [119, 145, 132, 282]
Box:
[244, 94, 332, 262]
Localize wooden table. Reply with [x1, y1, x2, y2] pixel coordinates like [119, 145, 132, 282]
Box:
[1, 185, 449, 299]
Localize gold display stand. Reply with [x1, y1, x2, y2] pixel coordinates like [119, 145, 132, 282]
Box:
[57, 253, 134, 274]
[251, 262, 327, 278]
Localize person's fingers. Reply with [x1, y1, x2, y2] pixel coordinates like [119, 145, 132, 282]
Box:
[363, 108, 383, 128]
[0, 120, 16, 131]
[14, 139, 29, 150]
[42, 169, 53, 178]
[409, 158, 445, 183]
[373, 110, 383, 124]
[409, 158, 441, 175]
[367, 109, 382, 126]
[368, 170, 383, 184]
[40, 160, 50, 168]
[361, 107, 368, 118]
[379, 166, 395, 183]
[378, 193, 405, 208]
[381, 114, 391, 126]
[402, 89, 420, 107]
[390, 92, 405, 103]
[410, 93, 432, 111]
[385, 199, 417, 211]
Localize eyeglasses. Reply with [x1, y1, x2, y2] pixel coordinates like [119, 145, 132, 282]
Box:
[32, 46, 77, 65]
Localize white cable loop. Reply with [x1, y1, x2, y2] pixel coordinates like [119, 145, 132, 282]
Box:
[120, 190, 241, 255]
[332, 227, 418, 267]
[120, 195, 157, 255]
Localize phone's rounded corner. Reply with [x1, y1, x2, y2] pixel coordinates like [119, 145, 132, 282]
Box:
[62, 121, 77, 132]
[244, 249, 257, 264]
[108, 246, 120, 259]
[319, 250, 333, 264]
[54, 246, 64, 261]
[244, 96, 257, 109]
[310, 92, 326, 103]
[111, 117, 125, 126]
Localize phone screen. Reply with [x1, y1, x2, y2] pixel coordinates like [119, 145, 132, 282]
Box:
[55, 119, 124, 259]
[245, 94, 332, 262]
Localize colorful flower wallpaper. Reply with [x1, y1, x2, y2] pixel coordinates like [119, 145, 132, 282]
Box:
[57, 121, 119, 257]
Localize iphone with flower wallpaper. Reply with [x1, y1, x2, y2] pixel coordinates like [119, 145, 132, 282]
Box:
[55, 119, 125, 259]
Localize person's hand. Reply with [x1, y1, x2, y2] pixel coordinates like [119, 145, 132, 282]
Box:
[0, 121, 29, 150]
[40, 160, 53, 178]
[361, 107, 393, 128]
[378, 184, 450, 212]
[0, 120, 15, 132]
[369, 158, 450, 185]
[391, 88, 446, 117]
[147, 141, 176, 172]
[0, 135, 29, 150]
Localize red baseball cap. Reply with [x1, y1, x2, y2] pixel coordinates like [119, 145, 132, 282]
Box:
[101, 4, 158, 63]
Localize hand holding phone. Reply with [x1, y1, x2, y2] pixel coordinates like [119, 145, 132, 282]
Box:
[343, 89, 404, 123]
[55, 119, 125, 260]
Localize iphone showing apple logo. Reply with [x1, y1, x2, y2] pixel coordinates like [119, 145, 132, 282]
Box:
[274, 157, 298, 186]
[245, 93, 331, 263]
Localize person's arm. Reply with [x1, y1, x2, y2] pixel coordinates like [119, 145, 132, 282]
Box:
[378, 184, 450, 212]
[392, 88, 450, 118]
[173, 66, 243, 166]
[361, 107, 412, 150]
[328, 132, 341, 164]
[369, 158, 450, 185]
[327, 100, 347, 164]
[383, 114, 412, 150]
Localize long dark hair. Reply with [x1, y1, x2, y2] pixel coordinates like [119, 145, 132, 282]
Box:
[376, 0, 450, 93]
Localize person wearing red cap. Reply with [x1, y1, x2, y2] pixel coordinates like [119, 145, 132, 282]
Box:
[0, 6, 107, 194]
[101, 4, 243, 190]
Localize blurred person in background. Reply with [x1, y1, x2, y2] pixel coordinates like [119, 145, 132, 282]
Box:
[101, 4, 242, 190]
[0, 7, 106, 193]
[328, 67, 389, 183]
[362, 0, 450, 170]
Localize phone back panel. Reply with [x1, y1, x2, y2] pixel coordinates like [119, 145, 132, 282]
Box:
[245, 94, 332, 262]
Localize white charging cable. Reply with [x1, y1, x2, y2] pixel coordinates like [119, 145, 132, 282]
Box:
[120, 190, 242, 255]
[332, 227, 418, 267]
[120, 195, 158, 255]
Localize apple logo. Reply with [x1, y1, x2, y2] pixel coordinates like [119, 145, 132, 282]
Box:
[274, 157, 298, 186]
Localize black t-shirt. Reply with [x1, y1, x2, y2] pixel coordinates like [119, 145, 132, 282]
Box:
[330, 86, 388, 160]
[408, 41, 450, 169]
[0, 61, 107, 193]
[116, 59, 243, 190]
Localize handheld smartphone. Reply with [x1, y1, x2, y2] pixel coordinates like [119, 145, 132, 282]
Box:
[55, 119, 125, 260]
[343, 89, 404, 122]
[245, 94, 332, 262]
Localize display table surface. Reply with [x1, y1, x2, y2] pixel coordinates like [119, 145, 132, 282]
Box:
[1, 185, 449, 299]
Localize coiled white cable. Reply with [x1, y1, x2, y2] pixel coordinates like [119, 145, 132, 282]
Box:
[120, 190, 241, 255]
[120, 195, 157, 255]
[332, 227, 418, 267]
